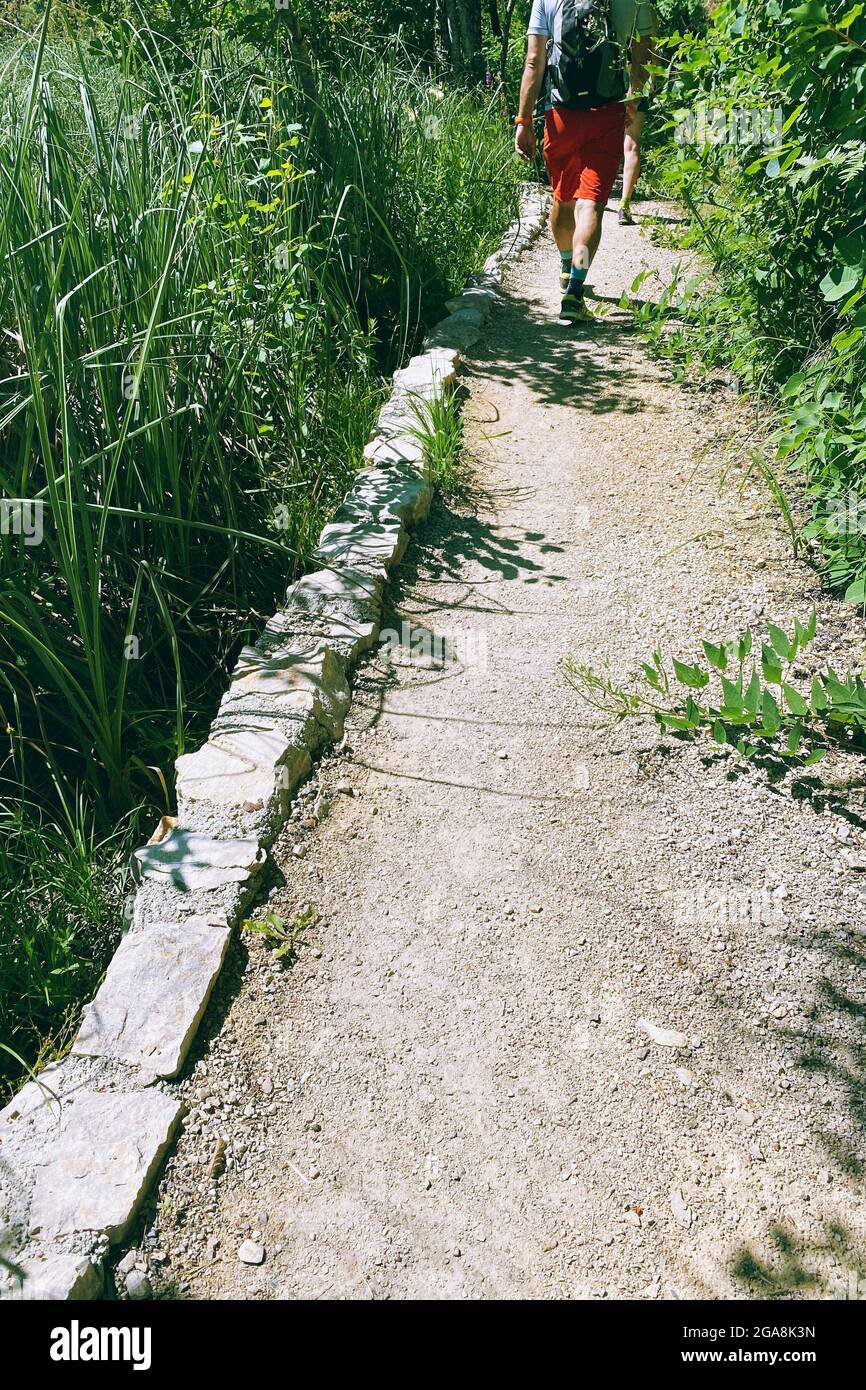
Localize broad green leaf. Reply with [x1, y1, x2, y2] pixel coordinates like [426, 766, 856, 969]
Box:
[811, 677, 829, 713]
[783, 683, 809, 717]
[789, 1, 828, 21]
[672, 658, 709, 690]
[702, 640, 728, 671]
[641, 662, 664, 691]
[762, 644, 783, 684]
[820, 263, 863, 303]
[767, 623, 792, 660]
[658, 713, 696, 732]
[721, 674, 745, 712]
[761, 690, 782, 734]
[744, 671, 762, 717]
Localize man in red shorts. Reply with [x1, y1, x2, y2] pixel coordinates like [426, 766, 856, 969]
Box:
[515, 1, 657, 323]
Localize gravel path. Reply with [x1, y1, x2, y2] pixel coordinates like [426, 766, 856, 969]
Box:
[138, 203, 866, 1302]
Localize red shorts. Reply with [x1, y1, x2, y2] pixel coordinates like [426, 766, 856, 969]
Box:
[543, 102, 626, 204]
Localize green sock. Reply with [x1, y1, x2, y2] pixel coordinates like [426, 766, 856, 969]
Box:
[566, 265, 588, 298]
[560, 250, 573, 275]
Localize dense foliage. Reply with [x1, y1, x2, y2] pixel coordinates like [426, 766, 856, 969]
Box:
[644, 0, 866, 599]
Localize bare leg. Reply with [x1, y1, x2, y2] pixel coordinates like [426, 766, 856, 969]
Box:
[573, 198, 603, 271]
[553, 195, 604, 320]
[621, 109, 646, 211]
[550, 196, 575, 253]
[551, 196, 604, 269]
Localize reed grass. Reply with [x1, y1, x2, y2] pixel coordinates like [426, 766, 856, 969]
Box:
[0, 7, 522, 1093]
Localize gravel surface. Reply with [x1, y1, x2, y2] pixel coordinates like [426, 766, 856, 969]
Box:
[130, 201, 866, 1302]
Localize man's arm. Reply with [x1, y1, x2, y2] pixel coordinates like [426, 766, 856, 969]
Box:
[628, 32, 656, 98]
[629, 3, 659, 100]
[514, 34, 548, 161]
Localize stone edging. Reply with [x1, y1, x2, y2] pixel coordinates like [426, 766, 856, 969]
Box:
[0, 183, 548, 1302]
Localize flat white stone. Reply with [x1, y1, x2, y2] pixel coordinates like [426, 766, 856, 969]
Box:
[363, 433, 426, 467]
[340, 469, 432, 526]
[134, 832, 266, 891]
[260, 570, 382, 665]
[219, 643, 350, 738]
[29, 1088, 182, 1243]
[424, 315, 484, 353]
[374, 391, 422, 433]
[393, 348, 460, 397]
[0, 1061, 69, 1133]
[3, 1253, 102, 1301]
[177, 728, 308, 811]
[72, 917, 231, 1078]
[467, 269, 502, 291]
[445, 288, 495, 315]
[314, 517, 407, 572]
[286, 566, 383, 615]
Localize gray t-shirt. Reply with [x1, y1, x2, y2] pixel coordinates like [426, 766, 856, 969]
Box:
[528, 0, 656, 108]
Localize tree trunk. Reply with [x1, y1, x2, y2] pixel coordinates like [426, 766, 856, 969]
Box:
[498, 0, 521, 117]
[434, 0, 451, 70]
[276, 2, 333, 167]
[440, 0, 485, 82]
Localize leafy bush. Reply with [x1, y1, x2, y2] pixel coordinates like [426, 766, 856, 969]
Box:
[566, 611, 866, 770]
[639, 1, 866, 599]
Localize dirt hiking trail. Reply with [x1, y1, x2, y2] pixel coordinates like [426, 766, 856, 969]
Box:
[143, 203, 866, 1301]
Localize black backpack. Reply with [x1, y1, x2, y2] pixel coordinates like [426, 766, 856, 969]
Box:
[547, 0, 629, 111]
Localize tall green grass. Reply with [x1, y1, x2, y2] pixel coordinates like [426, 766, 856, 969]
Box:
[0, 10, 522, 1094]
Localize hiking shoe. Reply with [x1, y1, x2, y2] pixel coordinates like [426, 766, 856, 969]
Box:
[559, 293, 595, 324]
[618, 204, 635, 226]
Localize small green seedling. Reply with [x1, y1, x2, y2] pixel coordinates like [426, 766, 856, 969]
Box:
[242, 907, 318, 962]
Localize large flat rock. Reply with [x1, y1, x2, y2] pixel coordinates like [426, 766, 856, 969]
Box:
[29, 1088, 182, 1244]
[72, 917, 231, 1079]
[2, 1253, 103, 1301]
[215, 642, 350, 748]
[314, 517, 408, 573]
[340, 467, 432, 526]
[176, 725, 311, 839]
[134, 831, 266, 892]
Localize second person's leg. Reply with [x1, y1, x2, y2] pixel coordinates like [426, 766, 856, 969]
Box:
[620, 106, 646, 224]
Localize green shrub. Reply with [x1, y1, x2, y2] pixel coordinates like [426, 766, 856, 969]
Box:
[638, 1, 866, 599]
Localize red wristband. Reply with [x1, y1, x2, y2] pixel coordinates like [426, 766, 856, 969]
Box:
[514, 117, 534, 126]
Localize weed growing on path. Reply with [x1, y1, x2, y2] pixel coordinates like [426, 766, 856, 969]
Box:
[242, 907, 318, 964]
[566, 613, 866, 781]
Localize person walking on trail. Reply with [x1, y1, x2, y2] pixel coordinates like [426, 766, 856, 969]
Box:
[514, 1, 657, 324]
